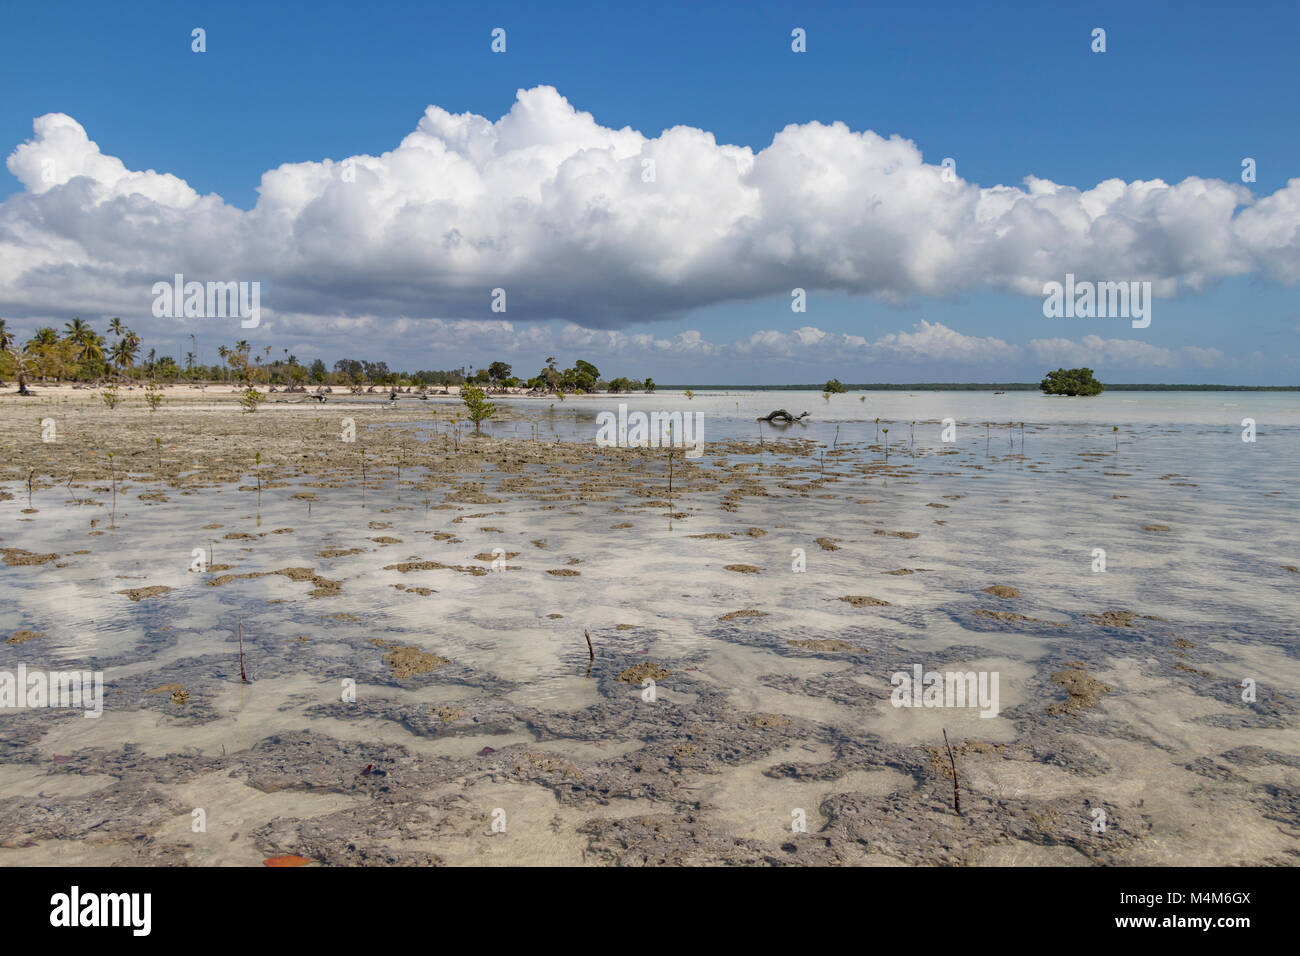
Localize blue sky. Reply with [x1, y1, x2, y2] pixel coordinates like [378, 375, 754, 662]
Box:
[2, 0, 1298, 383]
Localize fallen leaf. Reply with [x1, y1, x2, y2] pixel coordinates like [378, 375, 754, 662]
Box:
[263, 855, 313, 867]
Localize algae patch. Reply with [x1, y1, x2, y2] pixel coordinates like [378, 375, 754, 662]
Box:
[983, 585, 1020, 598]
[839, 595, 890, 607]
[1047, 665, 1115, 715]
[118, 585, 175, 601]
[372, 641, 450, 679]
[618, 662, 670, 683]
[789, 638, 855, 651]
[1, 548, 58, 567]
[719, 609, 768, 622]
[5, 629, 45, 645]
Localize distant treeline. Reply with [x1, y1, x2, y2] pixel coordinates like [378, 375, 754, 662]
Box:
[662, 383, 1300, 391]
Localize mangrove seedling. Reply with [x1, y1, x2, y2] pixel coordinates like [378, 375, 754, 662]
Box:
[397, 442, 406, 494]
[943, 728, 961, 816]
[461, 385, 496, 435]
[108, 451, 116, 527]
[238, 618, 247, 684]
[666, 422, 676, 500]
[239, 383, 264, 413]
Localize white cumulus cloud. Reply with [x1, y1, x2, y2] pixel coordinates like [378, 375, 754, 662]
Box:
[3, 86, 1299, 340]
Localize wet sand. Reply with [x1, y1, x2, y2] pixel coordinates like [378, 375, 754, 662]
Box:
[1, 391, 1297, 866]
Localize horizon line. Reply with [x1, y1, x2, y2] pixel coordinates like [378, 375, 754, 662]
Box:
[656, 383, 1300, 391]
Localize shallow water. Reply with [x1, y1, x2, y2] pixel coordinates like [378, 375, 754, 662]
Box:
[1, 391, 1297, 866]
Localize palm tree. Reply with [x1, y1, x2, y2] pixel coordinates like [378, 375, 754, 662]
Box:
[81, 333, 105, 365]
[111, 333, 139, 374]
[185, 352, 196, 373]
[63, 318, 90, 342]
[217, 345, 230, 382]
[108, 317, 124, 339]
[231, 341, 251, 382]
[0, 319, 10, 386]
[1, 318, 32, 395]
[60, 318, 104, 372]
[30, 327, 58, 347]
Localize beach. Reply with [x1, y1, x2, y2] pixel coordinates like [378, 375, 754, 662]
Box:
[0, 386, 1297, 865]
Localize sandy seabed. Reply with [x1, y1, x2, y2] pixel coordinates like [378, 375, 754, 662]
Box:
[0, 388, 1297, 866]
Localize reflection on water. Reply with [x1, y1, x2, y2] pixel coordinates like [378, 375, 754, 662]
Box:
[377, 388, 1300, 452]
[4, 415, 1295, 698]
[2, 394, 1298, 865]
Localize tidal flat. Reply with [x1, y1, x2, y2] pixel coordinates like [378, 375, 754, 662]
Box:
[1, 389, 1297, 866]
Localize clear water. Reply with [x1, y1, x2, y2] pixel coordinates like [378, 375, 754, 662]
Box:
[2, 390, 1297, 865]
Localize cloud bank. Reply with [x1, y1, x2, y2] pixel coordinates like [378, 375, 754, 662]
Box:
[3, 85, 1299, 332]
[256, 315, 1226, 378]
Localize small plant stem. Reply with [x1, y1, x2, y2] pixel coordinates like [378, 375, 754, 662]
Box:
[943, 728, 961, 816]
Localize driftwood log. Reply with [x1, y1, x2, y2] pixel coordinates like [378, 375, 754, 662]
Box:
[757, 409, 810, 424]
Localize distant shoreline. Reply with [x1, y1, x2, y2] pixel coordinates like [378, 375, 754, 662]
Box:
[658, 383, 1300, 392]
